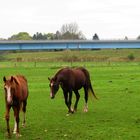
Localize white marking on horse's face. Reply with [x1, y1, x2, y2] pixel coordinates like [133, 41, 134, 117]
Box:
[50, 82, 54, 98]
[5, 85, 12, 104]
[50, 83, 53, 87]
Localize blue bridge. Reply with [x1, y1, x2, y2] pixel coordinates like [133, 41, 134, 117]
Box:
[0, 40, 140, 51]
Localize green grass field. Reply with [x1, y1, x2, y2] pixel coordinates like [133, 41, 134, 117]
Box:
[0, 50, 140, 139]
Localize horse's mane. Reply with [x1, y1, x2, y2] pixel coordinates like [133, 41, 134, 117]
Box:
[11, 75, 27, 86]
[54, 67, 70, 78]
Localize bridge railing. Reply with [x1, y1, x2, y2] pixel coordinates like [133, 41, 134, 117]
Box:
[0, 40, 140, 51]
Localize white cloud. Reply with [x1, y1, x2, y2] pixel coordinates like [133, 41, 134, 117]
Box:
[0, 0, 140, 39]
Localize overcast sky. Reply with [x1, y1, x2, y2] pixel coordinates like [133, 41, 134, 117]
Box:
[0, 0, 140, 39]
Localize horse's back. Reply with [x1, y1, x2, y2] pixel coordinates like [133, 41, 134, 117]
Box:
[56, 67, 90, 90]
[67, 67, 87, 89]
[15, 75, 28, 100]
[73, 67, 91, 87]
[56, 67, 74, 79]
[72, 68, 85, 80]
[76, 67, 90, 78]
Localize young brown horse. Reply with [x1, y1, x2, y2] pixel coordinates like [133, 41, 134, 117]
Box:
[3, 75, 28, 137]
[48, 67, 97, 114]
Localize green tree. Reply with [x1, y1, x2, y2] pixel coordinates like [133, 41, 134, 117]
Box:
[33, 32, 55, 40]
[33, 32, 47, 40]
[93, 33, 99, 40]
[8, 32, 32, 40]
[54, 31, 61, 39]
[46, 33, 55, 40]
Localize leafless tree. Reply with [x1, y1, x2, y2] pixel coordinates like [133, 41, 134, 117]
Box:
[60, 23, 85, 39]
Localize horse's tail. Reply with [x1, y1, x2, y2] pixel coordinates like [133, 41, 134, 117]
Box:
[89, 82, 98, 99]
[79, 67, 98, 99]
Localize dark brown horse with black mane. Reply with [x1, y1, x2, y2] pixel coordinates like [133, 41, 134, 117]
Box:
[3, 75, 28, 137]
[48, 67, 97, 114]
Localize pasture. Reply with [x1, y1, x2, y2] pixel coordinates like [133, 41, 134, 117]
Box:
[0, 49, 140, 139]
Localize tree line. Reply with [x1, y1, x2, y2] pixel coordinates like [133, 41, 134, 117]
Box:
[1, 23, 84, 40]
[0, 23, 100, 41]
[1, 22, 140, 40]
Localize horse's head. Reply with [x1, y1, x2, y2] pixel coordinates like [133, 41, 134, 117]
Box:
[48, 77, 59, 99]
[3, 76, 19, 105]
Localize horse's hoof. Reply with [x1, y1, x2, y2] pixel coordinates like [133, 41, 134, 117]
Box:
[6, 132, 11, 138]
[74, 108, 77, 112]
[84, 108, 88, 112]
[22, 123, 26, 128]
[16, 133, 22, 138]
[69, 110, 74, 114]
[13, 130, 16, 134]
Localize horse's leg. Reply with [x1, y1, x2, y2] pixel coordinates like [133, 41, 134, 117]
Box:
[5, 105, 11, 137]
[22, 100, 27, 127]
[63, 91, 69, 111]
[84, 87, 88, 112]
[63, 90, 73, 113]
[13, 106, 20, 137]
[13, 106, 17, 134]
[68, 91, 73, 113]
[74, 90, 80, 112]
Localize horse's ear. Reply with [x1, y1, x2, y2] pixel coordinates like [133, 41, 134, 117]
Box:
[3, 76, 6, 82]
[10, 76, 14, 82]
[48, 77, 51, 81]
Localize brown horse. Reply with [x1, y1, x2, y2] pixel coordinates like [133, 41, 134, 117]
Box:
[3, 75, 29, 137]
[48, 67, 97, 114]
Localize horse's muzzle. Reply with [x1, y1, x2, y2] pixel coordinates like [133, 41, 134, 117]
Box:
[50, 92, 55, 99]
[51, 96, 54, 99]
